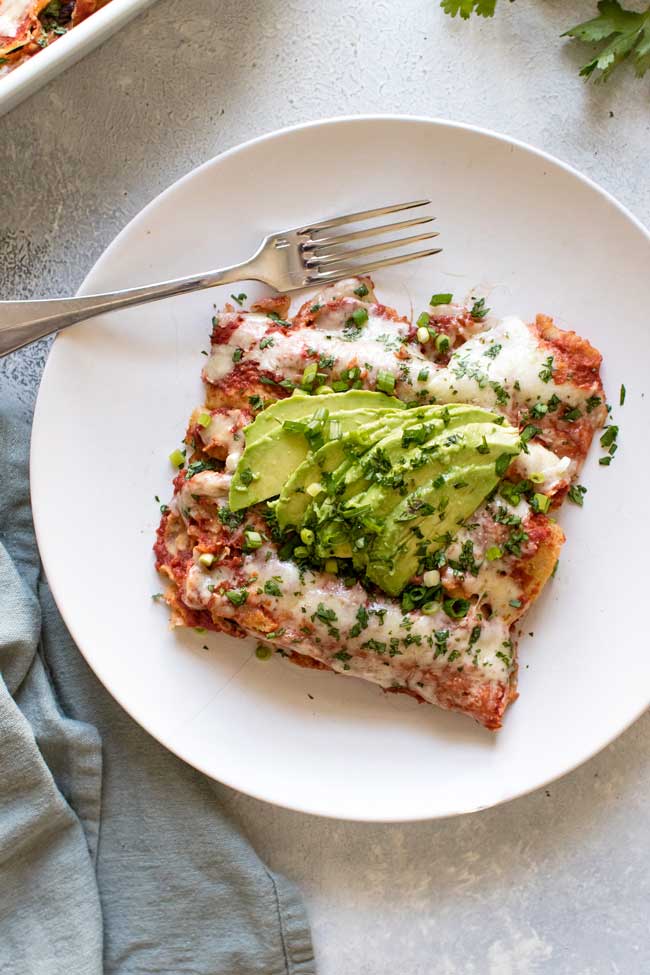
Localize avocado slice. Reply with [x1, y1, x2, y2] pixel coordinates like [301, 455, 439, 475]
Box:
[274, 411, 406, 529]
[229, 399, 403, 511]
[243, 388, 404, 446]
[322, 405, 496, 523]
[298, 409, 520, 586]
[365, 425, 521, 595]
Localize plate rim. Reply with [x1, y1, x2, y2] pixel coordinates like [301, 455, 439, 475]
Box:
[30, 114, 650, 822]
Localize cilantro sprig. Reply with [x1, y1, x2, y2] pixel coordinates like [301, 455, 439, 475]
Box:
[563, 2, 650, 80]
[441, 0, 650, 82]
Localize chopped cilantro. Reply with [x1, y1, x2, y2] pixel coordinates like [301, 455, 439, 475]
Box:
[586, 395, 602, 413]
[470, 297, 489, 320]
[538, 356, 554, 383]
[567, 483, 587, 506]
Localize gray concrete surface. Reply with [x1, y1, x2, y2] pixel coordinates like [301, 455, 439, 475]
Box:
[2, 0, 649, 971]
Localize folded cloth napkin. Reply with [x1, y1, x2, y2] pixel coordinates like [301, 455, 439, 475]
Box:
[0, 389, 315, 975]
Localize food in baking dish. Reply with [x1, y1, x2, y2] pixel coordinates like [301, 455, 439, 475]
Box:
[155, 277, 607, 729]
[0, 0, 111, 74]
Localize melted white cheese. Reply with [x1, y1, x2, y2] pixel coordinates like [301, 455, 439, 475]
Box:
[427, 316, 585, 411]
[0, 0, 33, 45]
[512, 442, 573, 491]
[183, 548, 514, 694]
[177, 470, 231, 523]
[204, 300, 419, 394]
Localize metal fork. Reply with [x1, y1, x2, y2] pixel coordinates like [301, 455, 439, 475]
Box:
[0, 199, 440, 357]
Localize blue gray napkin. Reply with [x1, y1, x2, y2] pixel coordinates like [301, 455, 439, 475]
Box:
[0, 389, 314, 975]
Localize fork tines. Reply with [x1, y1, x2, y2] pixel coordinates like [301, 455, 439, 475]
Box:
[298, 199, 441, 282]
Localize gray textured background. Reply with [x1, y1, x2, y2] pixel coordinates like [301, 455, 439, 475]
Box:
[2, 1, 649, 972]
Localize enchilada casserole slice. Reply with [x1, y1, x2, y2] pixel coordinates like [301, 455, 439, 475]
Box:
[155, 277, 607, 729]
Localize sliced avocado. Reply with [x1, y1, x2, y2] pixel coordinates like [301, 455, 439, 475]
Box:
[243, 389, 404, 446]
[275, 411, 405, 529]
[365, 424, 521, 595]
[229, 402, 402, 511]
[326, 405, 495, 519]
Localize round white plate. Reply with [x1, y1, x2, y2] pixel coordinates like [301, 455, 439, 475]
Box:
[31, 116, 650, 821]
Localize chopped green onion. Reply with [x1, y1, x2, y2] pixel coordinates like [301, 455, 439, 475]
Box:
[302, 362, 318, 386]
[376, 370, 396, 393]
[435, 333, 450, 354]
[351, 307, 369, 327]
[422, 569, 440, 587]
[293, 546, 310, 558]
[310, 303, 322, 313]
[599, 456, 612, 466]
[300, 528, 315, 546]
[232, 348, 244, 363]
[509, 599, 522, 609]
[421, 601, 441, 616]
[416, 326, 430, 344]
[244, 530, 263, 550]
[169, 448, 185, 469]
[495, 453, 512, 477]
[283, 418, 308, 434]
[314, 385, 334, 395]
[529, 472, 545, 484]
[485, 545, 502, 561]
[353, 283, 369, 298]
[325, 559, 338, 574]
[332, 380, 349, 392]
[307, 482, 324, 497]
[255, 643, 273, 660]
[443, 597, 470, 619]
[199, 552, 215, 568]
[417, 312, 431, 327]
[328, 419, 342, 441]
[197, 412, 211, 428]
[532, 493, 551, 514]
[430, 293, 453, 306]
[230, 293, 247, 305]
[225, 588, 248, 607]
[417, 368, 429, 383]
[619, 384, 626, 406]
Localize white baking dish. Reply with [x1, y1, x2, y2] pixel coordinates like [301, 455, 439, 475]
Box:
[0, 0, 156, 118]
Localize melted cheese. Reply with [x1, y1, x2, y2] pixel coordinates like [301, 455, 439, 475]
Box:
[177, 470, 231, 523]
[427, 316, 585, 411]
[204, 300, 421, 395]
[512, 441, 573, 492]
[183, 548, 514, 695]
[0, 0, 40, 50]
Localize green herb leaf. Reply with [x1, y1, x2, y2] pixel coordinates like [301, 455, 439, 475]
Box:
[470, 297, 490, 320]
[441, 0, 497, 19]
[567, 483, 587, 506]
[563, 1, 650, 82]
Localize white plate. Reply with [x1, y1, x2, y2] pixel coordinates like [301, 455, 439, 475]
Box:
[0, 0, 155, 118]
[31, 116, 650, 821]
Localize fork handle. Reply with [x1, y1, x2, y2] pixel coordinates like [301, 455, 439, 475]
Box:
[0, 260, 257, 357]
